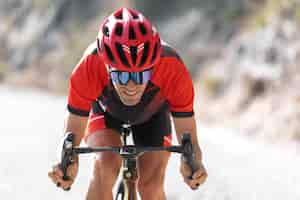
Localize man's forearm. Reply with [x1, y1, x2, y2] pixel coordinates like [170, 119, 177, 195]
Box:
[173, 116, 203, 162]
[176, 131, 203, 162]
[64, 112, 88, 146]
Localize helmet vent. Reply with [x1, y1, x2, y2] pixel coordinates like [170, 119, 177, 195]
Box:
[129, 26, 136, 40]
[131, 13, 139, 19]
[115, 42, 130, 67]
[151, 42, 158, 64]
[115, 12, 123, 20]
[138, 23, 147, 35]
[130, 46, 137, 65]
[127, 9, 139, 19]
[139, 42, 149, 67]
[104, 44, 115, 63]
[115, 23, 123, 36]
[103, 26, 109, 37]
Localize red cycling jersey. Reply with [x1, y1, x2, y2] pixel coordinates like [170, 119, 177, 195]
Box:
[67, 41, 195, 125]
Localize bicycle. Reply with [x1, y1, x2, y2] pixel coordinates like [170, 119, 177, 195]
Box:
[60, 124, 200, 200]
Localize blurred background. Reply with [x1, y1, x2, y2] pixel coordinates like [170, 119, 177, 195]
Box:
[1, 0, 300, 199]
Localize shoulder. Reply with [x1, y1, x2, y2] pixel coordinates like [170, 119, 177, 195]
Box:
[74, 41, 106, 73]
[160, 41, 182, 62]
[154, 41, 186, 76]
[73, 41, 101, 70]
[83, 41, 98, 58]
[71, 41, 108, 85]
[157, 41, 186, 73]
[151, 42, 190, 86]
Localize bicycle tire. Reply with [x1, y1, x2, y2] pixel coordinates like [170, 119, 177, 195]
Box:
[115, 180, 125, 200]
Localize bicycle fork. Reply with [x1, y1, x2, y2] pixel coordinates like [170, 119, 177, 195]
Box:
[115, 157, 138, 200]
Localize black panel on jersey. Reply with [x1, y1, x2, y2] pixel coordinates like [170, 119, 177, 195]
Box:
[161, 43, 182, 61]
[171, 111, 194, 118]
[91, 101, 105, 114]
[67, 104, 90, 117]
[91, 47, 98, 55]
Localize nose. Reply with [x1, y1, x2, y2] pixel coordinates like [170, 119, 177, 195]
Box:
[126, 80, 137, 89]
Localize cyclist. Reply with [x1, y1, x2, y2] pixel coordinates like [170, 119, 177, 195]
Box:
[48, 7, 207, 200]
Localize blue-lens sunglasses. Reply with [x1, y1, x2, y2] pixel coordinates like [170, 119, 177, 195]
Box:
[109, 68, 152, 85]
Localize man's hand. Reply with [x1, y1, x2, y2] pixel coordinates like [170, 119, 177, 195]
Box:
[48, 160, 79, 190]
[180, 160, 207, 190]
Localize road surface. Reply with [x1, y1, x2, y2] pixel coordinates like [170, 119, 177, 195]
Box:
[0, 85, 299, 200]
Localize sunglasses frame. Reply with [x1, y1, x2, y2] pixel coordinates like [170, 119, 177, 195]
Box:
[108, 67, 153, 85]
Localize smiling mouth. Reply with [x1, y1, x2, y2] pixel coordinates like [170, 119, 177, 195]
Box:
[123, 90, 139, 96]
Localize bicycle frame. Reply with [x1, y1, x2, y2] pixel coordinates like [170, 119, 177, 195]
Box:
[60, 124, 199, 200]
[115, 123, 141, 200]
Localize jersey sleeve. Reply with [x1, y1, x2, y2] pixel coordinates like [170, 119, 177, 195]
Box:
[67, 54, 102, 117]
[167, 58, 195, 117]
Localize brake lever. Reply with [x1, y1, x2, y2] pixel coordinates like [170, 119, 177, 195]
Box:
[60, 132, 75, 191]
[181, 133, 200, 180]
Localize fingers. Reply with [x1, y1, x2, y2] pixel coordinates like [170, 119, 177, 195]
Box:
[181, 162, 208, 190]
[189, 169, 208, 189]
[183, 171, 207, 190]
[58, 179, 73, 190]
[48, 171, 73, 190]
[48, 164, 74, 190]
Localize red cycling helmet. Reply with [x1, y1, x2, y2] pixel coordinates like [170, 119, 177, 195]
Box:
[97, 7, 161, 72]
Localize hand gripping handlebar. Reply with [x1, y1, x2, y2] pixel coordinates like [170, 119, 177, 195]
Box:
[60, 132, 199, 191]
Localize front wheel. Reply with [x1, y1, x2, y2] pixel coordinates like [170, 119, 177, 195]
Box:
[115, 180, 125, 200]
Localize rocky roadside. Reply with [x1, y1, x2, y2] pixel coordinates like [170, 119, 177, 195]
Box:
[196, 4, 300, 143]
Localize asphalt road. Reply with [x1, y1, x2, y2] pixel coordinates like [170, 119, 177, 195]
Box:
[0, 86, 299, 200]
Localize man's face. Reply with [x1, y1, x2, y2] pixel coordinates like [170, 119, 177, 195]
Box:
[108, 66, 151, 106]
[112, 80, 148, 106]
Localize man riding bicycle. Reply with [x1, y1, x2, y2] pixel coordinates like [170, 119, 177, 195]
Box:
[48, 7, 207, 200]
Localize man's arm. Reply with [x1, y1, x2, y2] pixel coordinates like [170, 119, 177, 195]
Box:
[64, 112, 88, 146]
[173, 116, 202, 162]
[48, 112, 88, 190]
[173, 115, 207, 189]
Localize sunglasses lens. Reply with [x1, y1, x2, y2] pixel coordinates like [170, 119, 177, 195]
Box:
[118, 71, 130, 85]
[142, 70, 151, 83]
[131, 72, 141, 84]
[110, 71, 119, 83]
[131, 70, 152, 84]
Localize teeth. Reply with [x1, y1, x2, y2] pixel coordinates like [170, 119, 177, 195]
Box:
[125, 91, 137, 96]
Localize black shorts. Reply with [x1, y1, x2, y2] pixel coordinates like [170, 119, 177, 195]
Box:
[86, 108, 172, 147]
